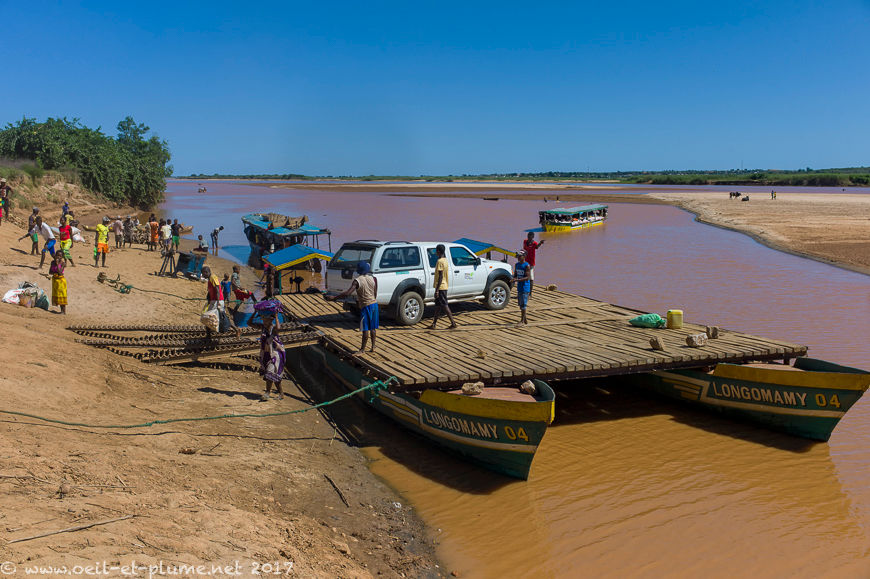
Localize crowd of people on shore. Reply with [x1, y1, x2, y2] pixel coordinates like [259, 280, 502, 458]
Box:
[6, 197, 238, 315]
[5, 196, 288, 401]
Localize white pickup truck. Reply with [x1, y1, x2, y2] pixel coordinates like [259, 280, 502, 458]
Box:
[325, 240, 513, 325]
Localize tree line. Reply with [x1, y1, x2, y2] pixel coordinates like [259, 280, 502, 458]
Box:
[0, 116, 172, 207]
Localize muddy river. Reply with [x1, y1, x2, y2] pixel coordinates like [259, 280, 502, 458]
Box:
[163, 181, 870, 576]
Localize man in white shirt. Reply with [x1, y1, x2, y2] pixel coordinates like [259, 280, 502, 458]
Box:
[18, 215, 56, 268]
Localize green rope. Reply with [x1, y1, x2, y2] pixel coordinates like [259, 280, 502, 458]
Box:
[0, 377, 397, 429]
[118, 285, 205, 300]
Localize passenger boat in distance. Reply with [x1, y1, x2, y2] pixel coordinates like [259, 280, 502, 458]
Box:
[634, 358, 870, 441]
[539, 204, 607, 232]
[290, 344, 556, 479]
[241, 212, 332, 268]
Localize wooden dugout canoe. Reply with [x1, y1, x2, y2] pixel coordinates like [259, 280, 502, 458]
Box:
[289, 344, 556, 479]
[634, 358, 870, 441]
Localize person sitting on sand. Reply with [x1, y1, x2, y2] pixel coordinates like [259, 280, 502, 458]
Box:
[49, 251, 68, 315]
[325, 261, 379, 354]
[94, 216, 110, 268]
[255, 299, 285, 401]
[193, 234, 208, 253]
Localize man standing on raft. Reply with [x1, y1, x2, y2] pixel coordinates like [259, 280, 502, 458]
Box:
[325, 261, 379, 354]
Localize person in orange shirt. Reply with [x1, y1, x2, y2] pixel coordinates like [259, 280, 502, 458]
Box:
[148, 214, 159, 251]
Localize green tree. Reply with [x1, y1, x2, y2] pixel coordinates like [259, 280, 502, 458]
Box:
[0, 116, 171, 207]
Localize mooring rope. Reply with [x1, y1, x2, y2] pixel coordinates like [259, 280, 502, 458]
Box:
[0, 377, 397, 429]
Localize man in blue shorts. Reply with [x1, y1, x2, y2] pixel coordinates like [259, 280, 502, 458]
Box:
[19, 215, 57, 269]
[326, 261, 379, 354]
[512, 250, 532, 325]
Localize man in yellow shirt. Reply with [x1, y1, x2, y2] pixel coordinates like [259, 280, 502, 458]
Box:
[94, 216, 110, 268]
[428, 244, 456, 330]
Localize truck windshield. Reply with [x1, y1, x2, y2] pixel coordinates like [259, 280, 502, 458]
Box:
[329, 245, 375, 269]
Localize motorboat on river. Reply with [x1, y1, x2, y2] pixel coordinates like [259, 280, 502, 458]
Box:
[241, 212, 332, 268]
[539, 204, 607, 232]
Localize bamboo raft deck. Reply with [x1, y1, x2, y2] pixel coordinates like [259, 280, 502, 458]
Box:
[278, 290, 808, 391]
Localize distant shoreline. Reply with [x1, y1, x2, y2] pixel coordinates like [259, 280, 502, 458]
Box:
[257, 182, 870, 277]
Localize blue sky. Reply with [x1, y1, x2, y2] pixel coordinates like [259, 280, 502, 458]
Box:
[0, 1, 868, 175]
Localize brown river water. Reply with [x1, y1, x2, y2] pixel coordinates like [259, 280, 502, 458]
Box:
[163, 181, 870, 577]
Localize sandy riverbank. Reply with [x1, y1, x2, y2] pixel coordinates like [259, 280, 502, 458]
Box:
[0, 207, 440, 577]
[646, 191, 870, 276]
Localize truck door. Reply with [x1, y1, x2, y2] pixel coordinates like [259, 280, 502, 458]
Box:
[448, 245, 484, 297]
[375, 246, 424, 303]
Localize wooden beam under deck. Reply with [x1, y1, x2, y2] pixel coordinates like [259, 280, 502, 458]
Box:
[278, 290, 808, 392]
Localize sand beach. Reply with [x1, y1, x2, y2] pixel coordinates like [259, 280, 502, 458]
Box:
[0, 207, 439, 577]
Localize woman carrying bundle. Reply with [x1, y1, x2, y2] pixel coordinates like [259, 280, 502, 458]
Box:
[255, 299, 285, 401]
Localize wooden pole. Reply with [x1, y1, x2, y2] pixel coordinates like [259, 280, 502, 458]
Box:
[8, 515, 136, 544]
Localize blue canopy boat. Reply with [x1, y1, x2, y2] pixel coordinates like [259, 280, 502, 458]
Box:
[453, 238, 516, 261]
[241, 213, 332, 268]
[262, 244, 335, 294]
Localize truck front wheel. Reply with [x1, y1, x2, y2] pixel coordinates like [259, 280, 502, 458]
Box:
[396, 291, 424, 325]
[484, 280, 509, 310]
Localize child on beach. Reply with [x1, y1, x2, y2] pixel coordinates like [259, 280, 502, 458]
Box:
[27, 208, 40, 255]
[221, 274, 233, 305]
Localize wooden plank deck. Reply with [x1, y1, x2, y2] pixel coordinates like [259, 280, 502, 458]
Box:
[279, 290, 808, 391]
